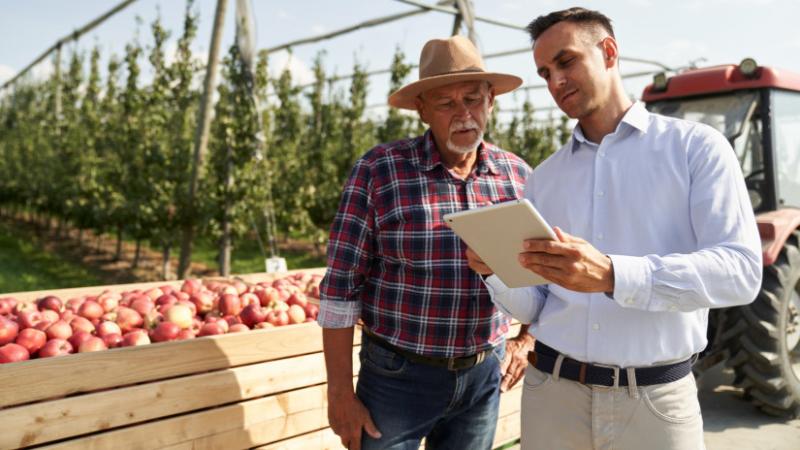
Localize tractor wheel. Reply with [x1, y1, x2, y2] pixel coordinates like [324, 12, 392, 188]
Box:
[723, 230, 800, 418]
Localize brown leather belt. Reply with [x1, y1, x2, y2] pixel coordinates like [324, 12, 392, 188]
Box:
[527, 342, 693, 387]
[363, 330, 493, 371]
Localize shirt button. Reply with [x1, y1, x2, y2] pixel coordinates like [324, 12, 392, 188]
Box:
[592, 323, 600, 331]
[626, 299, 635, 305]
[669, 305, 678, 312]
[597, 191, 604, 197]
[597, 233, 604, 240]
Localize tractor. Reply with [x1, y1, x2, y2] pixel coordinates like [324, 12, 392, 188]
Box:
[642, 59, 800, 417]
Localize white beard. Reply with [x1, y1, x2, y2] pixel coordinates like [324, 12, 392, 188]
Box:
[446, 119, 484, 154]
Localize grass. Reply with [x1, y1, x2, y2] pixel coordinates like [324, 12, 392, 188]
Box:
[0, 223, 102, 294]
[191, 236, 327, 274]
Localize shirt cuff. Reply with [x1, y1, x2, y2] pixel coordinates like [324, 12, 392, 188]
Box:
[608, 254, 653, 310]
[317, 299, 360, 328]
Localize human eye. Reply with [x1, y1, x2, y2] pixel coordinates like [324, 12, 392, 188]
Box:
[557, 57, 574, 68]
[436, 101, 454, 111]
[465, 96, 482, 107]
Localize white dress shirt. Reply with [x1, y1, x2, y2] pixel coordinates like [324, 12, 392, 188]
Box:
[486, 102, 762, 367]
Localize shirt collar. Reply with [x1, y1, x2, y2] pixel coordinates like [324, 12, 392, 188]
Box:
[417, 129, 499, 175]
[570, 101, 650, 152]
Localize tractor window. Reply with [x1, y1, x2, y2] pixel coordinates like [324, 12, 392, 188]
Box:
[647, 91, 761, 178]
[773, 90, 800, 208]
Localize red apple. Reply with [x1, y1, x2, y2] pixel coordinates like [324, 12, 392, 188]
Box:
[34, 320, 52, 331]
[254, 322, 274, 329]
[303, 303, 320, 321]
[204, 316, 229, 333]
[102, 333, 123, 348]
[150, 321, 181, 342]
[287, 304, 307, 324]
[40, 309, 60, 324]
[267, 310, 289, 327]
[78, 336, 108, 353]
[181, 279, 202, 296]
[70, 316, 95, 334]
[0, 316, 20, 345]
[116, 307, 144, 333]
[144, 288, 164, 301]
[218, 294, 242, 317]
[164, 304, 193, 329]
[239, 304, 268, 328]
[17, 310, 42, 329]
[39, 338, 73, 357]
[78, 300, 104, 321]
[158, 285, 175, 296]
[121, 330, 151, 347]
[176, 329, 195, 340]
[97, 294, 120, 313]
[255, 287, 280, 307]
[130, 297, 155, 316]
[189, 291, 214, 315]
[155, 294, 178, 309]
[37, 295, 63, 313]
[0, 298, 17, 315]
[0, 343, 30, 363]
[96, 321, 122, 337]
[15, 328, 46, 354]
[239, 292, 260, 308]
[69, 330, 94, 349]
[65, 297, 85, 313]
[197, 322, 226, 337]
[14, 301, 36, 315]
[232, 280, 248, 295]
[287, 292, 309, 308]
[45, 320, 72, 340]
[60, 310, 75, 323]
[228, 324, 250, 333]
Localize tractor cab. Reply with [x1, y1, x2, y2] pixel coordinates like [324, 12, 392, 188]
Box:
[642, 59, 800, 214]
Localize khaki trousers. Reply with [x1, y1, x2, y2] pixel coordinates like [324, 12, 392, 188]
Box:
[520, 363, 705, 450]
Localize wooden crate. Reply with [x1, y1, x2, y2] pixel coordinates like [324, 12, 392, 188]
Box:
[0, 275, 521, 449]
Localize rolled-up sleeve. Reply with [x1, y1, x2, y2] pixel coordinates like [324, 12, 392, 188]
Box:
[317, 159, 374, 328]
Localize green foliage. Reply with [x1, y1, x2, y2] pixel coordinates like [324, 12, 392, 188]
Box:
[0, 4, 569, 278]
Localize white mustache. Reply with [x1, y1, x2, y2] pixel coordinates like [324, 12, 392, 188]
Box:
[450, 119, 479, 134]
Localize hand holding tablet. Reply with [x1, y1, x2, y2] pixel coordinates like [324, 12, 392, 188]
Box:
[444, 199, 557, 288]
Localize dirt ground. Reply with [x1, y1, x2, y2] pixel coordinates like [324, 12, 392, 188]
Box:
[699, 364, 800, 449]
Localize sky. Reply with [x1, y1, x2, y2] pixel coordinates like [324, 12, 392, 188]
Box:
[1, 0, 798, 121]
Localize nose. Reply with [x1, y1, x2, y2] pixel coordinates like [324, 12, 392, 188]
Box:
[452, 100, 472, 118]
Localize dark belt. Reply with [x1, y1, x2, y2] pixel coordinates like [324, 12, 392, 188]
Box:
[528, 341, 693, 387]
[363, 330, 493, 371]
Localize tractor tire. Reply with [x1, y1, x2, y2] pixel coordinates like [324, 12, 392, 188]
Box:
[723, 230, 800, 418]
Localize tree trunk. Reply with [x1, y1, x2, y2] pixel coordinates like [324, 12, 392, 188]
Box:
[115, 225, 123, 261]
[78, 228, 84, 250]
[133, 238, 141, 269]
[219, 144, 234, 277]
[56, 217, 64, 239]
[162, 244, 172, 280]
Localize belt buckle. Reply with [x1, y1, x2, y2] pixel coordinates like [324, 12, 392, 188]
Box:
[593, 362, 621, 388]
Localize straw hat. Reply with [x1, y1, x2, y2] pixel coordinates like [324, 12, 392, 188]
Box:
[388, 35, 523, 110]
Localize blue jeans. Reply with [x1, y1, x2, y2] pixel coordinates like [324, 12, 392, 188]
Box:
[357, 335, 504, 450]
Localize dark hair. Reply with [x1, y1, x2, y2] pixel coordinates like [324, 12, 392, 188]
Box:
[526, 7, 614, 42]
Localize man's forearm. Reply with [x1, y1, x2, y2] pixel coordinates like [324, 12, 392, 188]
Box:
[323, 327, 356, 395]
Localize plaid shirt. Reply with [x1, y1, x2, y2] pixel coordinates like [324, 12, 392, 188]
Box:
[318, 130, 531, 357]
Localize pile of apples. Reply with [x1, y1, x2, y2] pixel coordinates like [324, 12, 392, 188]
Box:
[0, 272, 323, 364]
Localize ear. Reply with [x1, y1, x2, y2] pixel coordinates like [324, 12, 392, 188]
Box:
[415, 96, 430, 125]
[600, 36, 619, 69]
[487, 87, 496, 111]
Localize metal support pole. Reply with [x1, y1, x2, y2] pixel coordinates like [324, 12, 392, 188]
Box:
[178, 0, 229, 279]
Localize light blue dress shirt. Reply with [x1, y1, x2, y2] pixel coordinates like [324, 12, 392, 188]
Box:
[485, 102, 763, 367]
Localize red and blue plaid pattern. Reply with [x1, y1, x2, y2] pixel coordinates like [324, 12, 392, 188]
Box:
[318, 130, 531, 357]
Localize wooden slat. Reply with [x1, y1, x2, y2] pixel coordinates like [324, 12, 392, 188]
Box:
[0, 348, 361, 448]
[492, 411, 521, 448]
[0, 322, 354, 408]
[42, 384, 332, 450]
[254, 428, 343, 450]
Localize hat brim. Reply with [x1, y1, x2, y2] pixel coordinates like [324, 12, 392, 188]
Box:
[388, 72, 523, 110]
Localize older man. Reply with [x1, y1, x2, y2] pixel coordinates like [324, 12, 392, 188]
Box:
[318, 36, 533, 450]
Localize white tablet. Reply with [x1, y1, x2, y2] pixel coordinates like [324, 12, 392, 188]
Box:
[444, 199, 557, 288]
